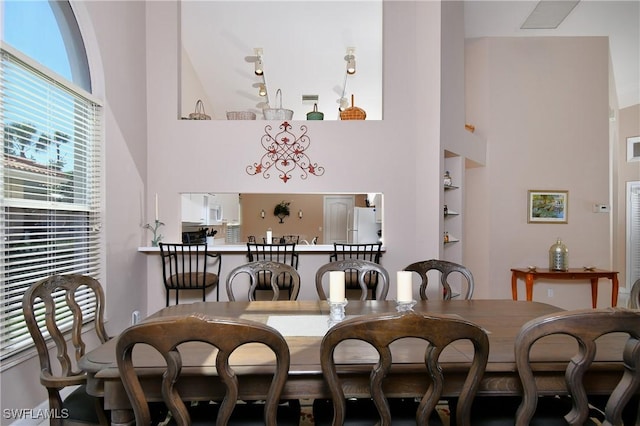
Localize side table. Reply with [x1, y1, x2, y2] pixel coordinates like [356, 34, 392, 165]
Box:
[511, 268, 619, 308]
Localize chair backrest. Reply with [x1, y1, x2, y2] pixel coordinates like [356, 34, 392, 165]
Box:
[22, 275, 110, 415]
[320, 311, 489, 426]
[246, 243, 299, 269]
[316, 259, 390, 301]
[116, 314, 290, 426]
[629, 278, 640, 309]
[330, 242, 382, 263]
[226, 260, 301, 301]
[515, 308, 640, 426]
[159, 242, 221, 305]
[404, 259, 474, 300]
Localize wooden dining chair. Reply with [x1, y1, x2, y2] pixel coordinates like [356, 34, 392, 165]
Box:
[246, 243, 299, 298]
[404, 259, 474, 300]
[116, 314, 301, 426]
[22, 274, 110, 426]
[313, 310, 489, 426]
[513, 308, 640, 426]
[330, 243, 383, 299]
[316, 259, 390, 301]
[159, 242, 221, 306]
[629, 278, 640, 308]
[226, 260, 301, 301]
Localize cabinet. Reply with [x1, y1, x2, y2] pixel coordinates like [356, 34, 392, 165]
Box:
[181, 193, 208, 224]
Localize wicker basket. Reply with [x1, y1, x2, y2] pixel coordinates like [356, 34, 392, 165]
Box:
[340, 94, 366, 120]
[226, 111, 257, 120]
[263, 89, 294, 120]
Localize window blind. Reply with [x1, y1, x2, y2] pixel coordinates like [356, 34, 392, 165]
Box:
[628, 182, 640, 288]
[0, 46, 103, 360]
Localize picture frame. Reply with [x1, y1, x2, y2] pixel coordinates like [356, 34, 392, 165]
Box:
[627, 136, 640, 162]
[527, 190, 568, 224]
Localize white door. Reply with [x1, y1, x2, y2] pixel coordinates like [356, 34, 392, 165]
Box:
[323, 196, 354, 244]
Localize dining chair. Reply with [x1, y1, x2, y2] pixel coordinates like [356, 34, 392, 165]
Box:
[330, 243, 383, 299]
[404, 259, 474, 300]
[316, 259, 390, 301]
[246, 243, 299, 299]
[116, 314, 300, 426]
[313, 310, 490, 426]
[159, 242, 221, 306]
[22, 274, 110, 426]
[629, 278, 640, 308]
[226, 260, 301, 301]
[513, 308, 640, 426]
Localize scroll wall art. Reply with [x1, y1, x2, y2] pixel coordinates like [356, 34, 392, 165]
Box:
[246, 121, 325, 183]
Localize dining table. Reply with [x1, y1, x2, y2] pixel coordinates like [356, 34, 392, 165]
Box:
[79, 299, 630, 426]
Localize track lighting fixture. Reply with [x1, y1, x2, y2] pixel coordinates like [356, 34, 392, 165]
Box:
[254, 48, 264, 75]
[345, 47, 356, 75]
[259, 84, 267, 97]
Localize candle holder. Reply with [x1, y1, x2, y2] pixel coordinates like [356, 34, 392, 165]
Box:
[144, 220, 165, 247]
[328, 299, 348, 327]
[396, 300, 416, 313]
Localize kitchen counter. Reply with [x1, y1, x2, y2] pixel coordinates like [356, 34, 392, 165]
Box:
[138, 244, 380, 254]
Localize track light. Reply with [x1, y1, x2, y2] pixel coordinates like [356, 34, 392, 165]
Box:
[259, 84, 267, 97]
[254, 48, 264, 75]
[345, 48, 356, 75]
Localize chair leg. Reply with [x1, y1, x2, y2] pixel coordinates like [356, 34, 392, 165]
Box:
[166, 291, 169, 307]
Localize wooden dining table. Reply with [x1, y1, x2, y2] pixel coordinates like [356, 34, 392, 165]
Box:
[80, 300, 630, 425]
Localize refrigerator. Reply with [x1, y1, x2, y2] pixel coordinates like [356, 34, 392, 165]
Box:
[348, 207, 381, 243]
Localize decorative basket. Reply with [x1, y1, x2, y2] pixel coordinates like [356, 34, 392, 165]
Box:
[340, 94, 366, 120]
[306, 103, 324, 120]
[188, 99, 211, 120]
[263, 89, 294, 120]
[226, 111, 257, 120]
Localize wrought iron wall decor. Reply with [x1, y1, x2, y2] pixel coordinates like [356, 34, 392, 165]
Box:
[247, 121, 325, 182]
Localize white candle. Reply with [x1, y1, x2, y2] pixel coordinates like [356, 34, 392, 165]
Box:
[329, 271, 345, 302]
[266, 229, 272, 243]
[155, 193, 159, 221]
[397, 271, 413, 302]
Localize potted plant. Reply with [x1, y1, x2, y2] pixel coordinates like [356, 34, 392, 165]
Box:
[274, 201, 291, 223]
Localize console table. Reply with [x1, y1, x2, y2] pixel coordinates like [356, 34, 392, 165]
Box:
[511, 267, 619, 308]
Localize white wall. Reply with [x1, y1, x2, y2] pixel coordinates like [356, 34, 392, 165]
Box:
[464, 37, 612, 308]
[142, 0, 444, 314]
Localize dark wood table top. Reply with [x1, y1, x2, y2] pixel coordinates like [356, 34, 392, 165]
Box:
[80, 300, 630, 421]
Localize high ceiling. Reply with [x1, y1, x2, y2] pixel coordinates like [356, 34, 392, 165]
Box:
[464, 0, 640, 109]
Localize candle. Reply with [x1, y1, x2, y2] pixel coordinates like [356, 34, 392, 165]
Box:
[329, 271, 345, 302]
[266, 229, 272, 243]
[154, 193, 159, 221]
[397, 271, 413, 302]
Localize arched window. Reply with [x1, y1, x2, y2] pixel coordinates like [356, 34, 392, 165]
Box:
[1, 1, 103, 360]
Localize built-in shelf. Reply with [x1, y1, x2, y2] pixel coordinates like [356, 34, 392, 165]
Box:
[444, 237, 460, 244]
[444, 210, 459, 217]
[444, 184, 459, 190]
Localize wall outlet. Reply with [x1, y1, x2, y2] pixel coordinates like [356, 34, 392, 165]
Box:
[547, 288, 554, 298]
[593, 204, 610, 213]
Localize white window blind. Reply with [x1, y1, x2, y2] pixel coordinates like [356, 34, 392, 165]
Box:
[0, 46, 103, 360]
[628, 181, 640, 288]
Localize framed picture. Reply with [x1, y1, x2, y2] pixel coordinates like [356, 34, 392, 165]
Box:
[528, 190, 568, 223]
[627, 136, 640, 162]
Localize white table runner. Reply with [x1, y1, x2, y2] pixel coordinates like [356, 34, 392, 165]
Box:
[266, 315, 331, 336]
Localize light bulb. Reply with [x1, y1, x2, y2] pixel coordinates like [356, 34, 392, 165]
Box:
[259, 84, 267, 97]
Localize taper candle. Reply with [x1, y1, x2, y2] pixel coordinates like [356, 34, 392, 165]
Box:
[155, 193, 159, 221]
[329, 271, 346, 302]
[397, 271, 413, 302]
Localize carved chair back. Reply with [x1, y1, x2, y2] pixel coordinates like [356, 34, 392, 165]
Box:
[226, 260, 301, 301]
[316, 259, 390, 301]
[320, 311, 489, 426]
[404, 259, 474, 300]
